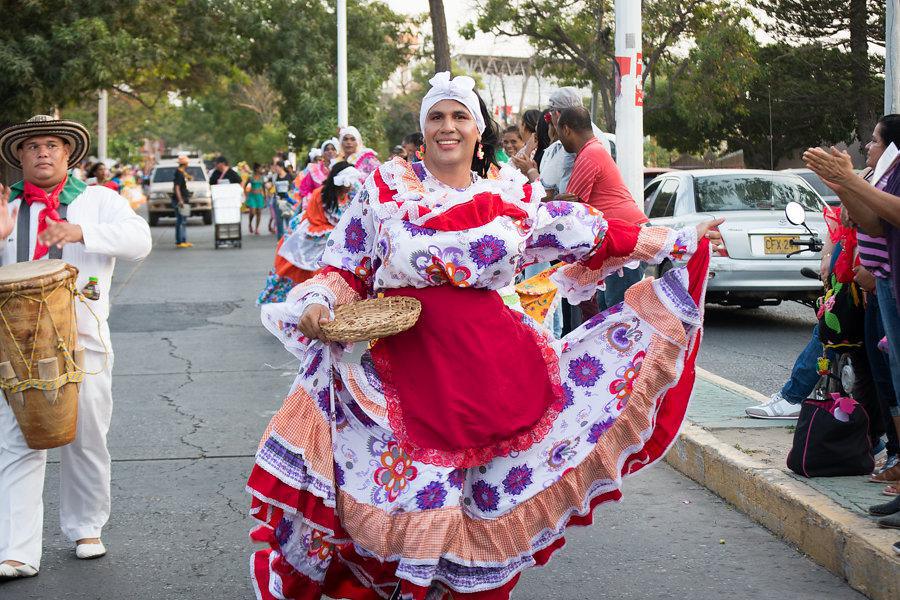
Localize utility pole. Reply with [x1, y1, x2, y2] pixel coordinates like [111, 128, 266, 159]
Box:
[429, 0, 452, 73]
[888, 0, 900, 114]
[614, 0, 644, 205]
[98, 89, 108, 161]
[337, 0, 349, 128]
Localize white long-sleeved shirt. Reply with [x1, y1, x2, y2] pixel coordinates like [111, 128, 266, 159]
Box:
[1, 185, 153, 353]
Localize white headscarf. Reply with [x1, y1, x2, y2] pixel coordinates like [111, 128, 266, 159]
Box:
[419, 72, 486, 135]
[320, 137, 339, 153]
[308, 148, 322, 161]
[332, 166, 363, 188]
[339, 126, 364, 150]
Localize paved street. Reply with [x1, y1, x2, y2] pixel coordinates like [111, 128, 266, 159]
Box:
[0, 221, 863, 600]
[699, 301, 816, 398]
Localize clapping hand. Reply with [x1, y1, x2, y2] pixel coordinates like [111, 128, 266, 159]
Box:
[802, 147, 855, 188]
[0, 184, 18, 239]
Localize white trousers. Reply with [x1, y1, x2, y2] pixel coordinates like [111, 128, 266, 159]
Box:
[0, 350, 113, 568]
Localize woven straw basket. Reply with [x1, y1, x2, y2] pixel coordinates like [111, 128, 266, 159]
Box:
[320, 296, 421, 343]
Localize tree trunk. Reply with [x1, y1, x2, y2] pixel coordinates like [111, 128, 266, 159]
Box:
[429, 0, 452, 74]
[850, 0, 875, 154]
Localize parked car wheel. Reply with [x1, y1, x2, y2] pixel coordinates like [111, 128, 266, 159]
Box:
[149, 213, 160, 227]
[202, 211, 212, 225]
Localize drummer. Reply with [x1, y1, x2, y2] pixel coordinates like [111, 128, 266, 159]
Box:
[0, 115, 152, 579]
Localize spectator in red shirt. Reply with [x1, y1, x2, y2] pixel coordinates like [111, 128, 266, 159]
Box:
[557, 106, 648, 317]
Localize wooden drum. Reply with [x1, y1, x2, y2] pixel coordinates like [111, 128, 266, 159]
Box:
[0, 260, 83, 449]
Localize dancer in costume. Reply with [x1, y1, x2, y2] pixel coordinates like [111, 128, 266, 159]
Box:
[258, 163, 360, 305]
[246, 73, 723, 599]
[338, 126, 380, 185]
[245, 163, 267, 235]
[297, 139, 338, 208]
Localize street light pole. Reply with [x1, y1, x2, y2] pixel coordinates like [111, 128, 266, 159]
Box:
[98, 89, 108, 162]
[888, 0, 900, 113]
[614, 0, 644, 206]
[337, 0, 349, 129]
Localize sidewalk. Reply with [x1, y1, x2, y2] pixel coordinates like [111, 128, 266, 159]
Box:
[667, 370, 900, 600]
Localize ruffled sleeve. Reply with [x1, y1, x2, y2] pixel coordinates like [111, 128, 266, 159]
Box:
[523, 200, 608, 265]
[552, 221, 699, 303]
[261, 187, 378, 359]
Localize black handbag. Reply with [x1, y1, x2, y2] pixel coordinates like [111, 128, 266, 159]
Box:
[787, 397, 874, 477]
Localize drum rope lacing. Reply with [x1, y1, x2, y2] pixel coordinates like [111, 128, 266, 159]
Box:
[0, 278, 110, 403]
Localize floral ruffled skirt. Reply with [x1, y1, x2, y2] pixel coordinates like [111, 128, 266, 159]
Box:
[247, 264, 705, 600]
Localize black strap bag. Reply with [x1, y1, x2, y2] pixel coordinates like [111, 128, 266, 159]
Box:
[787, 397, 874, 477]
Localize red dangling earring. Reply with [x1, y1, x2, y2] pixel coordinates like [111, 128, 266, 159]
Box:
[417, 144, 425, 160]
[476, 142, 484, 160]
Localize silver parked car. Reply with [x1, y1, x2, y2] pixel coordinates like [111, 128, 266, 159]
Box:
[643, 169, 828, 308]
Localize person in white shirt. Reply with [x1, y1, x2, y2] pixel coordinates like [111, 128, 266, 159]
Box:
[0, 115, 152, 580]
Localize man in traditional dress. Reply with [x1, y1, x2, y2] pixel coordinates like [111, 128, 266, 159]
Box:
[0, 115, 152, 579]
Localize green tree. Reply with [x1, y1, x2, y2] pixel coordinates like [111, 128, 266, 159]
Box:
[236, 0, 415, 154]
[0, 0, 235, 123]
[647, 43, 859, 168]
[751, 0, 885, 148]
[462, 0, 750, 130]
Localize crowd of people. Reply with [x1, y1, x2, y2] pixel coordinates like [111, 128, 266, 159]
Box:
[745, 116, 900, 548]
[256, 85, 637, 337]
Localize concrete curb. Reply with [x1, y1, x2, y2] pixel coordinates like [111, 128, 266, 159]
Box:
[665, 421, 899, 600]
[696, 366, 769, 404]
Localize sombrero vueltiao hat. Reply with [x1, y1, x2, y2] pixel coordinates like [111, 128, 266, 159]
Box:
[0, 115, 90, 169]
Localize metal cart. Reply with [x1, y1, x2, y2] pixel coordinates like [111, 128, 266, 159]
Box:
[211, 183, 243, 249]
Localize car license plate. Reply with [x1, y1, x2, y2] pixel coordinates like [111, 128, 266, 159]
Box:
[764, 235, 799, 255]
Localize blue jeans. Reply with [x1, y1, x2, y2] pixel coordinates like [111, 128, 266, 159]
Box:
[865, 284, 899, 455]
[597, 265, 643, 311]
[875, 277, 900, 418]
[780, 242, 844, 404]
[273, 197, 286, 240]
[174, 204, 187, 244]
[780, 323, 826, 404]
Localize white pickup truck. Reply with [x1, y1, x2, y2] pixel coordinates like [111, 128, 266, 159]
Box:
[147, 158, 213, 226]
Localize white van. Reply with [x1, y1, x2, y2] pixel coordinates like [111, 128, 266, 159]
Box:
[147, 158, 213, 226]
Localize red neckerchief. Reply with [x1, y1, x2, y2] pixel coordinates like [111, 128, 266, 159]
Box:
[23, 175, 67, 260]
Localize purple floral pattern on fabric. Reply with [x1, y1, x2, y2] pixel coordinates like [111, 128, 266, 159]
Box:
[468, 235, 507, 268]
[402, 221, 437, 237]
[334, 461, 346, 486]
[448, 468, 465, 490]
[587, 419, 614, 443]
[561, 383, 575, 409]
[568, 353, 605, 387]
[275, 517, 294, 547]
[547, 438, 578, 470]
[344, 217, 367, 253]
[502, 465, 533, 496]
[316, 388, 330, 414]
[471, 480, 500, 512]
[545, 201, 573, 217]
[531, 233, 564, 250]
[304, 350, 323, 379]
[415, 481, 448, 510]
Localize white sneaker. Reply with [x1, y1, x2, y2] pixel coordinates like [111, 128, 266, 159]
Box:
[75, 541, 106, 560]
[0, 562, 38, 579]
[745, 392, 801, 420]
